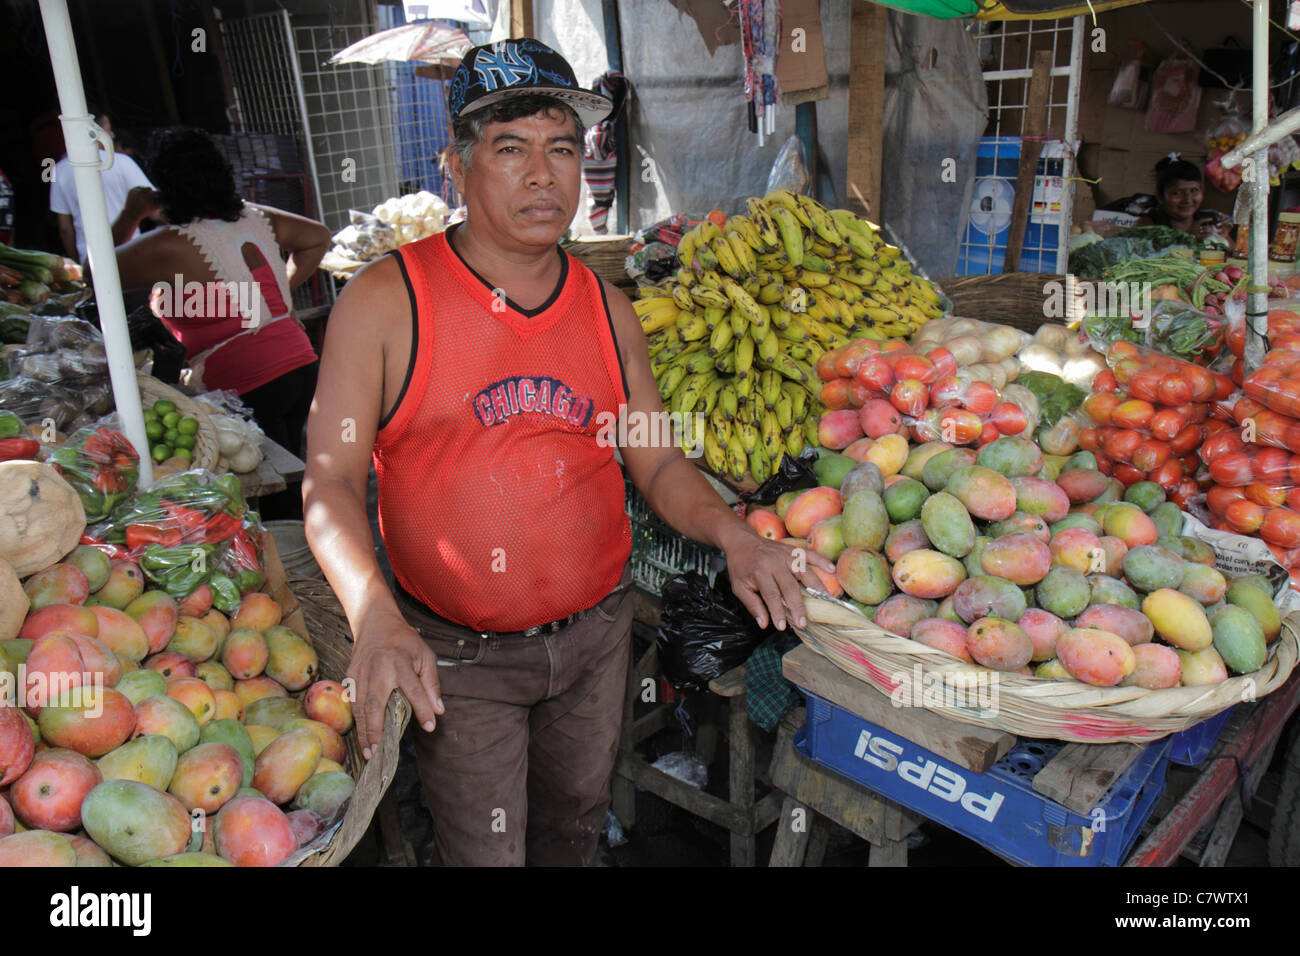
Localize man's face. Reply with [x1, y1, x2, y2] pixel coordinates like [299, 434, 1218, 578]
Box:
[449, 106, 582, 250]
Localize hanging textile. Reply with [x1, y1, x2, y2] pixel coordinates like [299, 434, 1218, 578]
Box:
[583, 71, 630, 234]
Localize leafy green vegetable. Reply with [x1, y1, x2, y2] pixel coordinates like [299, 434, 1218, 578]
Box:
[1013, 371, 1085, 428]
[1065, 226, 1199, 279]
[1113, 225, 1199, 251]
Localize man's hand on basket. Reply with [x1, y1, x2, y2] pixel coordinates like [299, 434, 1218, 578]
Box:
[720, 528, 837, 632]
[347, 611, 444, 760]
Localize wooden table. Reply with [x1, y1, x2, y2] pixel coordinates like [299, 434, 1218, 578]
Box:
[237, 435, 305, 501]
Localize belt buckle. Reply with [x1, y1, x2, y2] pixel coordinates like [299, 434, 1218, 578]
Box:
[522, 624, 542, 638]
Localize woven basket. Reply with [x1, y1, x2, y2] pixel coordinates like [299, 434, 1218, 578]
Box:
[283, 574, 411, 867]
[135, 373, 220, 472]
[934, 273, 1065, 333]
[796, 591, 1300, 745]
[564, 237, 636, 291]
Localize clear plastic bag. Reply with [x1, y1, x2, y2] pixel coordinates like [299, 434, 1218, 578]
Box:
[765, 135, 811, 196]
[0, 377, 89, 434]
[1108, 42, 1145, 108]
[1146, 56, 1202, 134]
[46, 417, 141, 523]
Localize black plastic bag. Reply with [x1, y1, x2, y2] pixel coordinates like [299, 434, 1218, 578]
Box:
[657, 570, 765, 692]
[739, 447, 820, 508]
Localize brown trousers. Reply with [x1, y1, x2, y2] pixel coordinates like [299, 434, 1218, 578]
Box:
[394, 564, 634, 866]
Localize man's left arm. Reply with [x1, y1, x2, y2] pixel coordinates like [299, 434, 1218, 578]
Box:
[602, 279, 834, 631]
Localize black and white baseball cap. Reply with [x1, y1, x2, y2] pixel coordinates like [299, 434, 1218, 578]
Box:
[449, 38, 612, 129]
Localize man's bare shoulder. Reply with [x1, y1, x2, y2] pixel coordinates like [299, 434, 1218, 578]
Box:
[332, 254, 410, 328]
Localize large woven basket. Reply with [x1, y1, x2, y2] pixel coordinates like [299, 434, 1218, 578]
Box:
[796, 592, 1300, 745]
[934, 273, 1066, 333]
[135, 372, 220, 472]
[282, 573, 411, 867]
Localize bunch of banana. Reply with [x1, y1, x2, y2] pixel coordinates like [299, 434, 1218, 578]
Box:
[637, 193, 946, 485]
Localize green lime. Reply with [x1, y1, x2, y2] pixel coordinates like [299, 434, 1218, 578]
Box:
[162, 411, 180, 430]
[174, 447, 193, 463]
[177, 417, 199, 436]
[145, 421, 165, 441]
[151, 444, 170, 463]
[143, 409, 158, 424]
[163, 429, 179, 445]
[174, 434, 196, 450]
[153, 400, 176, 416]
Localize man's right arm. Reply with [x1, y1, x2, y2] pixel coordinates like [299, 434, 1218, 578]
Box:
[55, 213, 77, 260]
[302, 255, 444, 760]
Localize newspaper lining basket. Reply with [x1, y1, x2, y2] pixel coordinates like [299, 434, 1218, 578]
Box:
[796, 591, 1300, 745]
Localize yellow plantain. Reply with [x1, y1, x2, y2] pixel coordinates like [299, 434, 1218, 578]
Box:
[703, 428, 727, 474]
[748, 445, 771, 484]
[734, 332, 755, 377]
[710, 235, 744, 278]
[767, 205, 805, 268]
[725, 229, 758, 274]
[708, 320, 735, 356]
[690, 286, 730, 310]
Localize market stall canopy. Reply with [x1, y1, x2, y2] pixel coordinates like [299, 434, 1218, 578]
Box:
[328, 22, 473, 67]
[862, 0, 1150, 19]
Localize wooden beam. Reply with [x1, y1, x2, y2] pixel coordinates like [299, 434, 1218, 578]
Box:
[846, 0, 886, 220]
[510, 0, 534, 38]
[1031, 742, 1143, 816]
[1003, 50, 1052, 273]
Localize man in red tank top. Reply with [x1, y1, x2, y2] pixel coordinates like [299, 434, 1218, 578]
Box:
[303, 40, 834, 866]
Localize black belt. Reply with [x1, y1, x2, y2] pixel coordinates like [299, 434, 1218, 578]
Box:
[394, 579, 596, 640]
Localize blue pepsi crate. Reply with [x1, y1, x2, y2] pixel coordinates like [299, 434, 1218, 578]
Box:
[794, 690, 1171, 867]
[1167, 707, 1236, 767]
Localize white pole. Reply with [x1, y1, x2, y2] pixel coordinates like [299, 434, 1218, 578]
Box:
[38, 0, 152, 486]
[1246, 0, 1270, 372]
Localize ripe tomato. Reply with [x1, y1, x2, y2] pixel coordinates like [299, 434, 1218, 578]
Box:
[923, 347, 957, 380]
[1112, 357, 1143, 386]
[1245, 482, 1289, 508]
[1155, 372, 1193, 406]
[1204, 418, 1232, 438]
[1254, 447, 1293, 484]
[1133, 439, 1172, 473]
[834, 341, 873, 379]
[1169, 403, 1208, 424]
[1234, 396, 1266, 425]
[1260, 507, 1300, 548]
[1256, 410, 1293, 449]
[1225, 499, 1266, 534]
[1114, 463, 1147, 487]
[1227, 323, 1246, 358]
[889, 379, 929, 418]
[820, 378, 853, 410]
[1170, 423, 1204, 458]
[856, 356, 896, 393]
[1179, 453, 1201, 476]
[1149, 408, 1188, 442]
[848, 380, 874, 408]
[1150, 458, 1185, 491]
[1185, 366, 1217, 402]
[1083, 392, 1121, 427]
[1092, 369, 1119, 393]
[1111, 399, 1156, 431]
[1171, 478, 1200, 509]
[989, 402, 1028, 435]
[1286, 421, 1300, 455]
[1077, 427, 1101, 453]
[1212, 373, 1235, 401]
[1208, 451, 1254, 486]
[1290, 454, 1300, 486]
[1206, 484, 1247, 515]
[1287, 487, 1300, 512]
[929, 376, 964, 408]
[1103, 428, 1144, 462]
[961, 381, 998, 417]
[893, 354, 936, 385]
[817, 350, 842, 382]
[1202, 429, 1246, 463]
[938, 408, 983, 444]
[1106, 340, 1140, 365]
[1232, 357, 1245, 387]
[1129, 369, 1166, 403]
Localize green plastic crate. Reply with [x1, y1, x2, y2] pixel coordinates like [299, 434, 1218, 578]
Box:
[624, 476, 720, 597]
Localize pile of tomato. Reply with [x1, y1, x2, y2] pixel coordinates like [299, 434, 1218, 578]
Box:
[1077, 340, 1233, 505]
[816, 340, 1029, 447]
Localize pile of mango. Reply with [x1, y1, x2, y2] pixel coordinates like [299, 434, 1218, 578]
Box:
[0, 555, 356, 867]
[748, 434, 1281, 687]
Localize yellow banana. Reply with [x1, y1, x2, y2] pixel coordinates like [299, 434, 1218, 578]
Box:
[671, 284, 694, 311]
[795, 268, 831, 288]
[721, 277, 764, 327]
[767, 205, 805, 268]
[756, 327, 779, 364]
[714, 349, 737, 374]
[764, 190, 813, 230]
[677, 226, 699, 268]
[762, 411, 784, 460]
[710, 235, 744, 279]
[735, 370, 753, 401]
[802, 417, 819, 446]
[748, 445, 771, 485]
[702, 306, 727, 330]
[798, 196, 842, 246]
[677, 311, 709, 341]
[674, 267, 695, 289]
[690, 286, 730, 310]
[768, 353, 813, 384]
[756, 281, 785, 305]
[703, 428, 727, 474]
[694, 241, 720, 272]
[729, 307, 749, 338]
[760, 370, 782, 408]
[726, 433, 748, 482]
[775, 395, 793, 430]
[725, 229, 758, 275]
[635, 300, 679, 334]
[708, 320, 735, 356]
[735, 418, 759, 454]
[719, 383, 739, 420]
[734, 332, 755, 377]
[658, 364, 687, 401]
[696, 269, 724, 291]
[746, 198, 781, 247]
[877, 243, 902, 262]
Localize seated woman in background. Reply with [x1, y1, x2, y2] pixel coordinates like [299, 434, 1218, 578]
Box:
[112, 128, 330, 519]
[1134, 154, 1234, 241]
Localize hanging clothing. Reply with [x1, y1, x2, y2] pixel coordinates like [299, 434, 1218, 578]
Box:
[583, 72, 630, 234]
[152, 203, 316, 395]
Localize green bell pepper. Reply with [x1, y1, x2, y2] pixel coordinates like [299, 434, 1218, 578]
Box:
[140, 543, 219, 599]
[0, 411, 20, 439]
[209, 573, 241, 615]
[214, 473, 248, 516]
